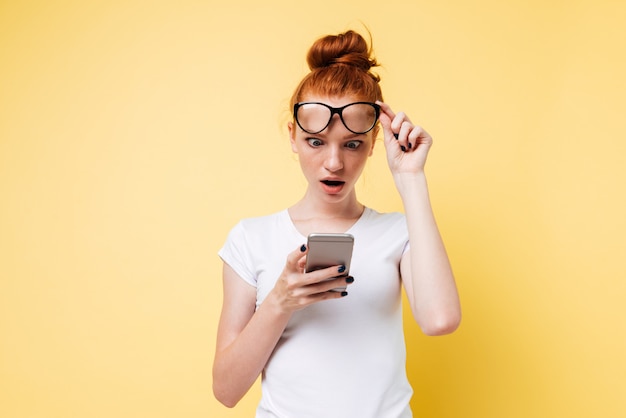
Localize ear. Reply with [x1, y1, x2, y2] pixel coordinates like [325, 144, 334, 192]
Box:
[288, 121, 298, 153]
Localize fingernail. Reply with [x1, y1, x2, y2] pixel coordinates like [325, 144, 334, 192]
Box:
[408, 142, 412, 149]
[341, 291, 348, 297]
[393, 133, 399, 140]
[400, 145, 407, 152]
[338, 265, 346, 273]
[345, 276, 354, 283]
[300, 244, 306, 252]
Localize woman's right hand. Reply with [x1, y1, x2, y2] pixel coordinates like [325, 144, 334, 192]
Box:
[269, 244, 353, 314]
[213, 244, 353, 407]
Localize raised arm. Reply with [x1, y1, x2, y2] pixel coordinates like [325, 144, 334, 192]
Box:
[377, 101, 461, 336]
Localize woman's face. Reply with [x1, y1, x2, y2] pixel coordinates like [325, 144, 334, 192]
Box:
[288, 95, 378, 203]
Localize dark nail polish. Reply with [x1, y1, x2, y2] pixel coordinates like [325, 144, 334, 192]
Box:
[345, 276, 354, 283]
[300, 244, 306, 252]
[400, 145, 407, 152]
[338, 265, 346, 273]
[408, 142, 412, 149]
[341, 291, 348, 297]
[393, 133, 399, 140]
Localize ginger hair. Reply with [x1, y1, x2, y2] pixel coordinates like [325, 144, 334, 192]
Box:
[290, 30, 383, 107]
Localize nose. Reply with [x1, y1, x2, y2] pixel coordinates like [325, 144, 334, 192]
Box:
[324, 145, 344, 172]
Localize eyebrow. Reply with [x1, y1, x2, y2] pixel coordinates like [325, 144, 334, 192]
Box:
[302, 129, 364, 139]
[343, 132, 365, 140]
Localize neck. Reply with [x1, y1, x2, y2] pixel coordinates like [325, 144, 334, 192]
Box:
[290, 188, 363, 221]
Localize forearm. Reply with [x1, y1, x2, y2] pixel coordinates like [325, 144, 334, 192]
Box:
[213, 294, 291, 407]
[395, 172, 461, 335]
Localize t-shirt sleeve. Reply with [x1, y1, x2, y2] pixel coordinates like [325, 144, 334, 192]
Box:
[217, 221, 257, 287]
[402, 240, 410, 256]
[395, 212, 410, 256]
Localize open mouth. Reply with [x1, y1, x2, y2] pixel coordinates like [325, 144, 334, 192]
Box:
[320, 179, 345, 194]
[321, 180, 345, 187]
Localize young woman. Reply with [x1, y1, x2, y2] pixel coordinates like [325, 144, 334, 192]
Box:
[213, 29, 461, 418]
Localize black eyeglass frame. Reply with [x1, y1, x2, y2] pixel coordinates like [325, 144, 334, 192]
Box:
[293, 101, 381, 135]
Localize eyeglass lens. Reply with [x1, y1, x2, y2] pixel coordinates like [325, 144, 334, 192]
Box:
[295, 102, 378, 134]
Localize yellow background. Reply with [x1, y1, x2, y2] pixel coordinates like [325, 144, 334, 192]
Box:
[1, 1, 625, 417]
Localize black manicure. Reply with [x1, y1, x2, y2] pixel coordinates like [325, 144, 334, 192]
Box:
[400, 145, 407, 152]
[345, 276, 354, 283]
[408, 142, 412, 149]
[338, 265, 346, 273]
[300, 244, 306, 252]
[393, 133, 399, 140]
[341, 291, 348, 297]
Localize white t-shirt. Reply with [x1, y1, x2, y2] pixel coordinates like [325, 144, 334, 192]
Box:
[218, 207, 413, 418]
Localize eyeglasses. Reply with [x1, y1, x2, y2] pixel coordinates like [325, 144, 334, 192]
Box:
[293, 102, 380, 135]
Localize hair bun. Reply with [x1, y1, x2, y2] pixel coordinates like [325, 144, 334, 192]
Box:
[306, 30, 378, 72]
[289, 28, 383, 106]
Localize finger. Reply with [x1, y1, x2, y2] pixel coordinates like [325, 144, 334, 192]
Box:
[397, 120, 414, 152]
[302, 264, 349, 287]
[306, 288, 349, 304]
[376, 102, 420, 153]
[391, 112, 414, 134]
[306, 275, 354, 296]
[376, 100, 396, 121]
[375, 101, 398, 142]
[408, 125, 433, 148]
[286, 244, 308, 273]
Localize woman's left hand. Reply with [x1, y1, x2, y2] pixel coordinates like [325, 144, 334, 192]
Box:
[376, 101, 432, 176]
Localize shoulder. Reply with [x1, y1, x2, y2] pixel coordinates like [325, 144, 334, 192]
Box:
[356, 207, 408, 241]
[354, 207, 408, 258]
[219, 209, 290, 268]
[363, 207, 406, 227]
[234, 210, 287, 233]
[224, 209, 289, 244]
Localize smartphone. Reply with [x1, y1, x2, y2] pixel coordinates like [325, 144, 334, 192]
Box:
[305, 233, 354, 292]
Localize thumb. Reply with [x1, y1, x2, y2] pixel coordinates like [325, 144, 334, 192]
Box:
[286, 244, 308, 272]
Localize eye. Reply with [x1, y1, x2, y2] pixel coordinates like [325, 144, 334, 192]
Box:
[306, 138, 323, 147]
[345, 140, 362, 149]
